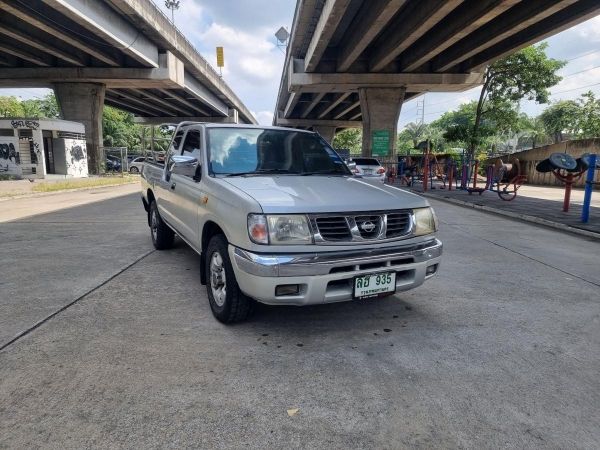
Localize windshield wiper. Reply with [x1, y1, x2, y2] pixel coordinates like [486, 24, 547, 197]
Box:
[225, 169, 299, 177]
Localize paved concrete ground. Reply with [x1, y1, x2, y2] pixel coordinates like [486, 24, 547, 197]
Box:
[1, 192, 599, 448]
[408, 182, 600, 236]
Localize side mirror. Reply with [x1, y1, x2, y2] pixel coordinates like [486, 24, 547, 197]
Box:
[169, 155, 200, 179]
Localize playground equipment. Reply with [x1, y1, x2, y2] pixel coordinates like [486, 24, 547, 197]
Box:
[466, 158, 527, 201]
[535, 153, 588, 212]
[581, 153, 599, 223]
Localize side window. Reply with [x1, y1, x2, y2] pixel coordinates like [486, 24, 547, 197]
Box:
[171, 129, 186, 154]
[181, 129, 202, 161]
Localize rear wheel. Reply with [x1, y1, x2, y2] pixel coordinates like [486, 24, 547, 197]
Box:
[130, 166, 139, 173]
[149, 201, 174, 250]
[205, 234, 253, 323]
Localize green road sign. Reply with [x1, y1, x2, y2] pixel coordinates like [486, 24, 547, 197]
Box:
[372, 130, 390, 156]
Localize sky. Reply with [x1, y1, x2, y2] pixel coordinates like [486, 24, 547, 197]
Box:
[2, 1, 599, 129]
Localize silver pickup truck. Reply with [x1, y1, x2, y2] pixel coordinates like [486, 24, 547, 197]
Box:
[141, 123, 442, 323]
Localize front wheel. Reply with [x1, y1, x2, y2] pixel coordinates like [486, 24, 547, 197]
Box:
[149, 201, 174, 250]
[205, 234, 253, 323]
[130, 166, 139, 173]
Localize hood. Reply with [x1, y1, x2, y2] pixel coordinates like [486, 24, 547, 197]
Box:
[222, 175, 428, 213]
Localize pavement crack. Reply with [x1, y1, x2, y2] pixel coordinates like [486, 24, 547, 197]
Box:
[0, 249, 156, 353]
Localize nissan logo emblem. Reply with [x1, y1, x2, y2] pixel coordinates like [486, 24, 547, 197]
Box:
[360, 221, 376, 232]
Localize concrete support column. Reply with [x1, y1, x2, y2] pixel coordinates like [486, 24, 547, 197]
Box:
[358, 87, 406, 158]
[312, 125, 337, 144]
[54, 83, 106, 174]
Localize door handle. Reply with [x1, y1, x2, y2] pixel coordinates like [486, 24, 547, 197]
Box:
[170, 182, 176, 190]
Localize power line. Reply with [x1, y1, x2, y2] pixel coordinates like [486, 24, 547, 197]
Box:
[550, 81, 600, 95]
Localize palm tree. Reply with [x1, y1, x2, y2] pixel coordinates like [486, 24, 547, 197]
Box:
[404, 122, 428, 148]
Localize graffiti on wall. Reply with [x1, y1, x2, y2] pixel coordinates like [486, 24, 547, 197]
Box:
[64, 139, 88, 177]
[11, 120, 39, 130]
[0, 137, 21, 175]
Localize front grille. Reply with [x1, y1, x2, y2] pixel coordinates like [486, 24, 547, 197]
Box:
[312, 210, 413, 243]
[315, 217, 352, 241]
[386, 211, 411, 238]
[354, 215, 382, 239]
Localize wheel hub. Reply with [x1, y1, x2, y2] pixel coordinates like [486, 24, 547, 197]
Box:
[210, 251, 227, 307]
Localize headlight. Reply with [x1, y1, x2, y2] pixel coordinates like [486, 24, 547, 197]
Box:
[248, 214, 312, 245]
[413, 207, 438, 236]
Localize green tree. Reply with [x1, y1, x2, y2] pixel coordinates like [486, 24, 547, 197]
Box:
[102, 105, 141, 150]
[333, 128, 362, 153]
[403, 121, 428, 148]
[577, 91, 600, 139]
[469, 43, 565, 159]
[540, 100, 579, 143]
[521, 115, 548, 149]
[0, 96, 25, 117]
[21, 94, 60, 118]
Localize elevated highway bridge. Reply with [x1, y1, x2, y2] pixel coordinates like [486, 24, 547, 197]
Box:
[0, 0, 257, 172]
[274, 0, 600, 156]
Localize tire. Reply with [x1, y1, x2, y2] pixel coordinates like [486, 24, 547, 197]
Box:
[205, 234, 253, 323]
[149, 201, 174, 250]
[130, 166, 139, 173]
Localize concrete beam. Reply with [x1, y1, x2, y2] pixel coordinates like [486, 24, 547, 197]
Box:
[288, 64, 484, 93]
[369, 0, 463, 72]
[337, 0, 408, 72]
[133, 115, 239, 125]
[304, 0, 352, 72]
[464, 0, 600, 71]
[400, 0, 521, 72]
[108, 89, 178, 116]
[183, 71, 229, 117]
[0, 0, 120, 67]
[54, 82, 105, 174]
[0, 41, 52, 66]
[333, 100, 360, 120]
[276, 118, 361, 128]
[105, 95, 154, 116]
[132, 89, 195, 117]
[283, 92, 300, 118]
[318, 92, 352, 119]
[0, 22, 85, 66]
[0, 67, 183, 88]
[433, 0, 577, 72]
[42, 0, 159, 67]
[300, 93, 326, 119]
[157, 89, 211, 116]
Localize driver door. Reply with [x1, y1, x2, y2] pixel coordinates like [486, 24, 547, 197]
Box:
[167, 127, 203, 245]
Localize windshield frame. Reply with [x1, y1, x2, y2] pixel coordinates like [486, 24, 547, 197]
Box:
[206, 127, 352, 177]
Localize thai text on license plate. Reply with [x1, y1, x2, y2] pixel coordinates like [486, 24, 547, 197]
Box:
[353, 272, 396, 299]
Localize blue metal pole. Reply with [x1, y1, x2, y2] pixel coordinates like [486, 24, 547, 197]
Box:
[581, 154, 596, 223]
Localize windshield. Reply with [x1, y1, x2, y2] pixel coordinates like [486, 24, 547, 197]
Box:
[207, 128, 350, 176]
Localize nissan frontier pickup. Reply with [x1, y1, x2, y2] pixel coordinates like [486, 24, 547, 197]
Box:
[141, 123, 442, 323]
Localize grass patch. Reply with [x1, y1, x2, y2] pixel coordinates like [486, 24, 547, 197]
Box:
[31, 176, 137, 193]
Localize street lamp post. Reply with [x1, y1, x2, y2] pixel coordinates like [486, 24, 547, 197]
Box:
[165, 0, 180, 24]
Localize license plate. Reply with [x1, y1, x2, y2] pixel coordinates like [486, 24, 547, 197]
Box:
[363, 169, 373, 174]
[353, 272, 396, 299]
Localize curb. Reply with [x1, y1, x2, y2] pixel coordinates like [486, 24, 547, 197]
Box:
[0, 181, 138, 202]
[416, 191, 600, 241]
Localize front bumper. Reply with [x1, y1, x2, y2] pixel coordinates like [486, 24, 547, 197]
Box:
[229, 238, 442, 305]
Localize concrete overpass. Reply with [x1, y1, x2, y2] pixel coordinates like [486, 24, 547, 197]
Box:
[274, 0, 600, 157]
[0, 0, 257, 172]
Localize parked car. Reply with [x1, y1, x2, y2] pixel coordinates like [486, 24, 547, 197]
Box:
[350, 157, 387, 182]
[105, 155, 122, 172]
[141, 124, 442, 323]
[129, 156, 147, 173]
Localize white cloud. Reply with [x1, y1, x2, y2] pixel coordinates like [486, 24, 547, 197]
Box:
[252, 110, 274, 125]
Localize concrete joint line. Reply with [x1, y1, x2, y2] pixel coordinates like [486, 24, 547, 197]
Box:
[0, 249, 156, 353]
[418, 191, 600, 241]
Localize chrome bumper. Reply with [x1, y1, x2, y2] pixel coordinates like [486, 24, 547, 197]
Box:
[233, 239, 442, 277]
[229, 239, 442, 306]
